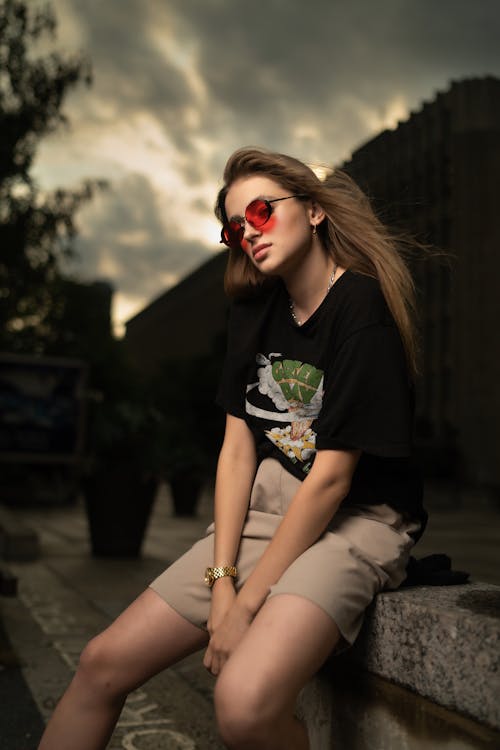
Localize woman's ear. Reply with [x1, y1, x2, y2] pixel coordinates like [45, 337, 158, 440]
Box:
[308, 201, 326, 227]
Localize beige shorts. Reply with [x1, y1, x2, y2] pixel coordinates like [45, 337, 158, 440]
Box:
[150, 458, 420, 646]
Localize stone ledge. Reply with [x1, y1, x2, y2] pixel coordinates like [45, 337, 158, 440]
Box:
[0, 506, 40, 561]
[349, 582, 500, 730]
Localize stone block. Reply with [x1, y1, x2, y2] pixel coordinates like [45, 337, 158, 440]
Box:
[0, 507, 40, 561]
[350, 582, 500, 730]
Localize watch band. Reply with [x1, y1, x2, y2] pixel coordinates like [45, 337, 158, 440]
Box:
[204, 566, 238, 588]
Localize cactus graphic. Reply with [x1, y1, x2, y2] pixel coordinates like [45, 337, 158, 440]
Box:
[271, 360, 323, 406]
[270, 360, 323, 440]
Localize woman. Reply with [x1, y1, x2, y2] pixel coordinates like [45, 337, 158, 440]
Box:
[38, 147, 426, 750]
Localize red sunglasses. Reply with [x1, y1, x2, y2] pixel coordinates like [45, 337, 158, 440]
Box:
[220, 194, 308, 250]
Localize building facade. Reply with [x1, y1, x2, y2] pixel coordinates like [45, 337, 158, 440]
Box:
[124, 253, 227, 376]
[341, 77, 500, 487]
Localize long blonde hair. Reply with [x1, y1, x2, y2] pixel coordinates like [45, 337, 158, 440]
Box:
[215, 147, 419, 377]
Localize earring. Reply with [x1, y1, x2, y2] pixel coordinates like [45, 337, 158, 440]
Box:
[311, 225, 317, 235]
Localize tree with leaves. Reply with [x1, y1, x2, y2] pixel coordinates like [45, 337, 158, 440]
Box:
[0, 0, 103, 353]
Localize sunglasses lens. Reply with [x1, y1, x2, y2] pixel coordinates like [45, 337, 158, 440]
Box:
[221, 199, 273, 248]
[246, 199, 271, 228]
[221, 221, 244, 249]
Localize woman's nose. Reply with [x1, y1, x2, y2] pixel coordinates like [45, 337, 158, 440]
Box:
[243, 219, 261, 243]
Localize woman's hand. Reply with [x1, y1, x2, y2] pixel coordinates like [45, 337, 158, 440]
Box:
[203, 594, 253, 676]
[207, 577, 236, 636]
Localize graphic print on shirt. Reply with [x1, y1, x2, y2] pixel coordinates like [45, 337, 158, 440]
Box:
[245, 354, 324, 472]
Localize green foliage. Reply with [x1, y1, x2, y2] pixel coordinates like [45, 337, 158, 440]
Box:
[83, 338, 167, 478]
[86, 396, 166, 478]
[0, 0, 104, 352]
[150, 352, 225, 479]
[85, 345, 226, 484]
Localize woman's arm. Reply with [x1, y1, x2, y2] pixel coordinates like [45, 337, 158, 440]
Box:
[206, 415, 256, 651]
[212, 414, 257, 569]
[235, 447, 361, 617]
[204, 448, 360, 674]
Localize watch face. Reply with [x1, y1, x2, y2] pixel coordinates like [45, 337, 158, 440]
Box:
[204, 569, 214, 586]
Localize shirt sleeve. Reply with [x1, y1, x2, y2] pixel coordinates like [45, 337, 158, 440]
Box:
[314, 322, 414, 457]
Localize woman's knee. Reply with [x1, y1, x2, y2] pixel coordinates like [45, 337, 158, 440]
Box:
[76, 631, 130, 700]
[214, 666, 281, 747]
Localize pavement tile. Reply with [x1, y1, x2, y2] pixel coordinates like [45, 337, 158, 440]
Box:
[2, 485, 223, 749]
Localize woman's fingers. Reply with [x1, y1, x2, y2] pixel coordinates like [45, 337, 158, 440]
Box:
[203, 636, 229, 676]
[204, 602, 253, 675]
[210, 654, 222, 676]
[202, 642, 212, 668]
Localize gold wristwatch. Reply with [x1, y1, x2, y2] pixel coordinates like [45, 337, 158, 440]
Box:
[204, 566, 238, 588]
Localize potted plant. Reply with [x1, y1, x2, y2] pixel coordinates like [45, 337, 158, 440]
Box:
[83, 395, 165, 557]
[151, 354, 225, 517]
[160, 421, 210, 516]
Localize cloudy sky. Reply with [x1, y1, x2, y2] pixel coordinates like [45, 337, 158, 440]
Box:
[32, 0, 500, 335]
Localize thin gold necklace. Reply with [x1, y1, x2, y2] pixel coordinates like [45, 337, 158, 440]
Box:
[289, 264, 337, 327]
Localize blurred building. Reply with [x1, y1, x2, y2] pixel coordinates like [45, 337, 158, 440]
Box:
[341, 76, 500, 487]
[58, 279, 114, 357]
[124, 253, 227, 375]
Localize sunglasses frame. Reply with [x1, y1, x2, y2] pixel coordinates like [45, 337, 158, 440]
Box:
[220, 194, 309, 250]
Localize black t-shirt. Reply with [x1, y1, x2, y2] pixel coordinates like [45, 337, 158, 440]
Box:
[217, 269, 426, 525]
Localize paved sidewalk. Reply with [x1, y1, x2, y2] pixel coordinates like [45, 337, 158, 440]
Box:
[1, 484, 223, 750]
[1, 481, 499, 749]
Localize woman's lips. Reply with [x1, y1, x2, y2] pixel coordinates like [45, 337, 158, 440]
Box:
[252, 243, 271, 260]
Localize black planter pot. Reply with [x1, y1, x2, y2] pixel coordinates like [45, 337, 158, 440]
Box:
[84, 468, 158, 557]
[169, 470, 204, 517]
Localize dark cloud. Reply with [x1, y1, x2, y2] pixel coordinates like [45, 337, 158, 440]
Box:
[74, 2, 186, 105]
[60, 0, 197, 153]
[57, 0, 500, 168]
[69, 173, 211, 300]
[154, 0, 500, 181]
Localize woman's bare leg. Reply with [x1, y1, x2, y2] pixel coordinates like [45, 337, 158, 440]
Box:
[38, 588, 208, 750]
[214, 594, 341, 750]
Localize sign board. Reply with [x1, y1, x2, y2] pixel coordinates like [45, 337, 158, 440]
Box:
[0, 353, 87, 464]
